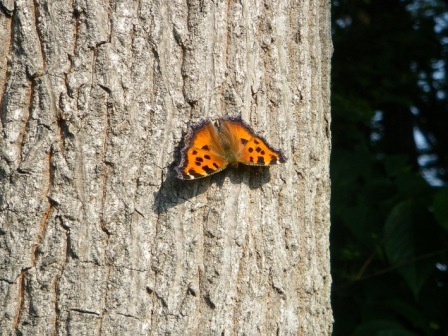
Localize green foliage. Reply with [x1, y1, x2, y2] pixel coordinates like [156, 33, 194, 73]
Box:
[434, 188, 448, 231]
[331, 0, 448, 335]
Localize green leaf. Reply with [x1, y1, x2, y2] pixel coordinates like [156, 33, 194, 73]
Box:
[353, 320, 419, 336]
[386, 299, 430, 332]
[384, 202, 414, 265]
[434, 188, 448, 231]
[382, 155, 411, 178]
[383, 201, 432, 298]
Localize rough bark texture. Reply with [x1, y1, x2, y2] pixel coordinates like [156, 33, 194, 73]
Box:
[0, 0, 332, 335]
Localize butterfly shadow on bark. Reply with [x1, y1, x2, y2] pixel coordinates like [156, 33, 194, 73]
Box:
[153, 117, 284, 214]
[152, 132, 214, 214]
[152, 162, 273, 214]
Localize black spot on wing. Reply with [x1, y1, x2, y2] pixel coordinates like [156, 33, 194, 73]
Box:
[202, 165, 215, 174]
[270, 155, 278, 164]
[248, 147, 254, 153]
[204, 155, 211, 160]
[254, 139, 260, 145]
[213, 162, 219, 168]
[195, 157, 204, 163]
[257, 156, 265, 164]
[250, 157, 254, 162]
[240, 138, 248, 145]
[188, 169, 203, 178]
[202, 145, 210, 151]
[192, 150, 197, 155]
[255, 147, 261, 153]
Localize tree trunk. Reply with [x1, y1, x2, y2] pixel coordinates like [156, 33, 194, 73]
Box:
[0, 0, 332, 334]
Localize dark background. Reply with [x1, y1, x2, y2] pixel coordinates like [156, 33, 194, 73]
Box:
[330, 0, 448, 335]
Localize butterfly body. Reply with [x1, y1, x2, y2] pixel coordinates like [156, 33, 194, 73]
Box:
[176, 116, 286, 180]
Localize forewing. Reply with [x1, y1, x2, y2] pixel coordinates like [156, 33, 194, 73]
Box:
[221, 117, 286, 166]
[176, 121, 229, 179]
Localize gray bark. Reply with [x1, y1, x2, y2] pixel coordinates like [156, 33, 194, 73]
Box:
[0, 0, 333, 335]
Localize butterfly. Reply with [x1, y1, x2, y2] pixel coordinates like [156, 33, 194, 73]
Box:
[175, 116, 286, 180]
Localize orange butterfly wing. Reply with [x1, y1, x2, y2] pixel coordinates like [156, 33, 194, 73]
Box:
[176, 120, 229, 180]
[220, 117, 286, 166]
